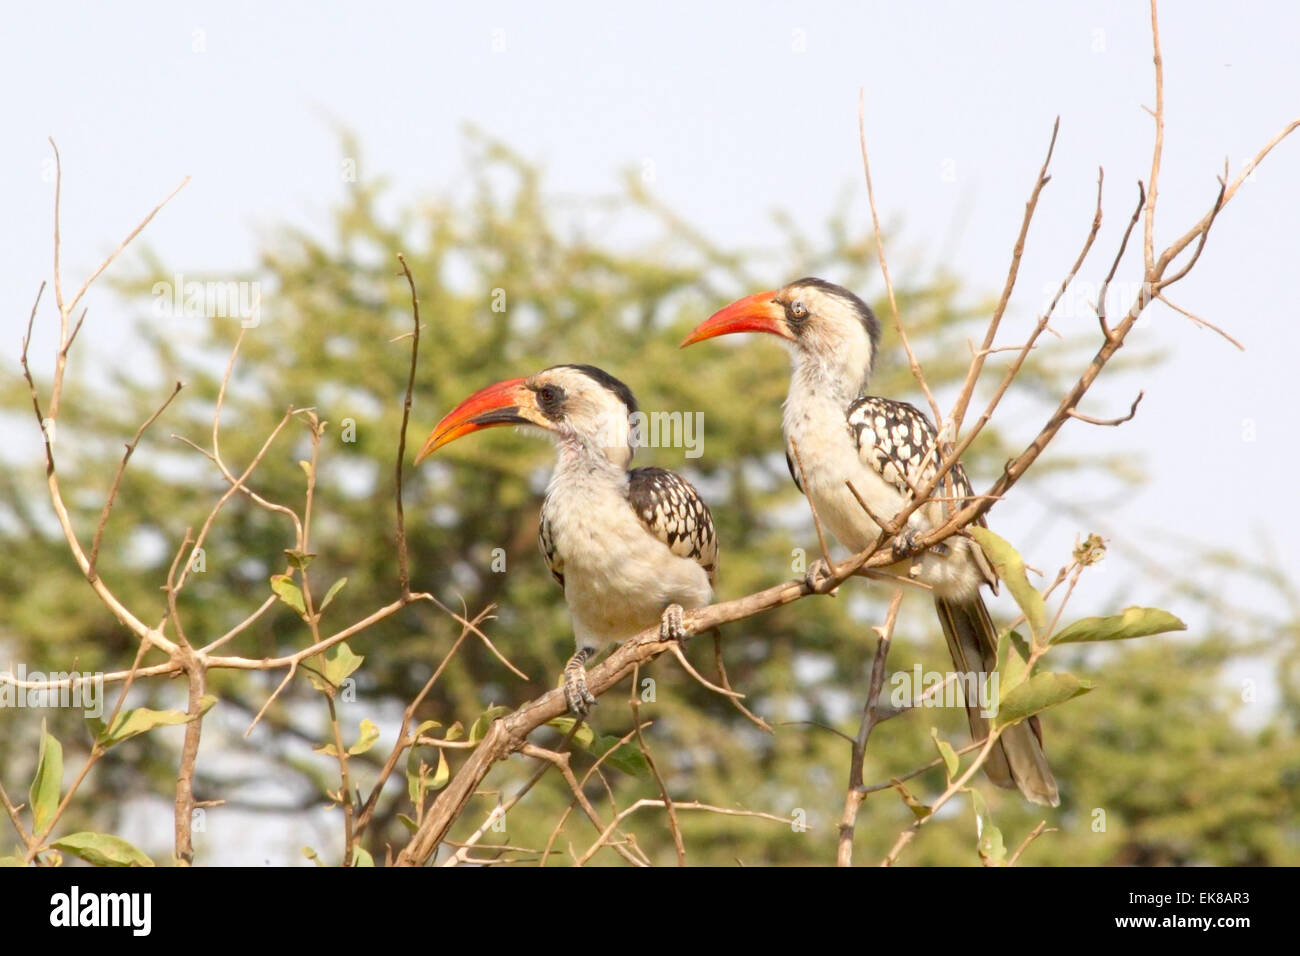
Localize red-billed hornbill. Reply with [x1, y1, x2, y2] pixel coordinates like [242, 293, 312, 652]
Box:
[415, 364, 717, 716]
[682, 278, 1058, 806]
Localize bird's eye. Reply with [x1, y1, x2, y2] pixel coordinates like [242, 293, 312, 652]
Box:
[789, 300, 808, 321]
[536, 384, 565, 418]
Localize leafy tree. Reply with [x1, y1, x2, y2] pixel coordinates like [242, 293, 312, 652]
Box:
[2, 129, 1295, 866]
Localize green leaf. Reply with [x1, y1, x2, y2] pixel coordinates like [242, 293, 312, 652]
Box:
[298, 459, 314, 482]
[99, 703, 199, 747]
[51, 832, 154, 867]
[970, 528, 1047, 641]
[319, 577, 348, 612]
[348, 718, 380, 756]
[443, 721, 464, 742]
[547, 717, 650, 777]
[315, 718, 380, 757]
[396, 814, 418, 834]
[302, 846, 324, 867]
[891, 780, 932, 820]
[306, 641, 364, 693]
[545, 716, 596, 749]
[970, 790, 1007, 866]
[429, 747, 450, 790]
[29, 721, 62, 834]
[469, 705, 510, 743]
[270, 573, 307, 616]
[412, 719, 441, 739]
[930, 727, 959, 781]
[406, 746, 450, 805]
[1051, 607, 1186, 645]
[996, 630, 1033, 702]
[323, 642, 363, 685]
[994, 672, 1094, 728]
[283, 548, 317, 570]
[597, 735, 652, 777]
[351, 846, 374, 867]
[406, 749, 424, 804]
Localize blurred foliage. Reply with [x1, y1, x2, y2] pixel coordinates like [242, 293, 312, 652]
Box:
[2, 129, 1297, 866]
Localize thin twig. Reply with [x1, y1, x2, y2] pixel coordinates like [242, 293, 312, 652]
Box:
[89, 381, 183, 578]
[1007, 820, 1056, 866]
[1065, 390, 1145, 427]
[630, 665, 686, 865]
[859, 88, 942, 425]
[1157, 294, 1244, 351]
[836, 587, 904, 867]
[394, 254, 422, 596]
[949, 117, 1060, 436]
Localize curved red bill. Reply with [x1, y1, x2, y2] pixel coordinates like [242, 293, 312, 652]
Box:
[679, 290, 790, 347]
[415, 377, 530, 464]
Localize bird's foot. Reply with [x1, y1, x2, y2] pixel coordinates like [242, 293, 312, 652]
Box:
[891, 530, 928, 579]
[891, 529, 923, 562]
[804, 558, 839, 595]
[659, 603, 689, 643]
[563, 648, 597, 717]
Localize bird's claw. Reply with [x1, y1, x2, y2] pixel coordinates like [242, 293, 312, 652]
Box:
[563, 650, 597, 717]
[891, 529, 923, 562]
[804, 558, 838, 595]
[660, 603, 689, 643]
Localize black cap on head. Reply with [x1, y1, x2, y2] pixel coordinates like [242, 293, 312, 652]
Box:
[789, 277, 882, 358]
[547, 364, 639, 416]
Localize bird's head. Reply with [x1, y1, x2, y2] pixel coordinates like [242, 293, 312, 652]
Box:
[681, 277, 881, 393]
[415, 364, 639, 469]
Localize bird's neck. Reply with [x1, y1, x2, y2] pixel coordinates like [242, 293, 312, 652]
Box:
[552, 434, 630, 486]
[789, 355, 868, 411]
[782, 356, 867, 455]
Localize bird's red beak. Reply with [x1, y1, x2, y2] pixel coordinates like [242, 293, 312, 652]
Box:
[680, 290, 792, 347]
[415, 376, 535, 464]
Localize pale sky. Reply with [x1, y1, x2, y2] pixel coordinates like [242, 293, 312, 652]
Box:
[6, 0, 1296, 597]
[2, 2, 1297, 861]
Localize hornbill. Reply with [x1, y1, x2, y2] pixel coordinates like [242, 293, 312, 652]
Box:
[682, 278, 1058, 806]
[415, 364, 718, 716]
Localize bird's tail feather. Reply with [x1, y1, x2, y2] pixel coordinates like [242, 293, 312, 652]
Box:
[934, 595, 1060, 807]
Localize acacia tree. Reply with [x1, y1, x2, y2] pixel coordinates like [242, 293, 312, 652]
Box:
[3, 2, 1298, 867]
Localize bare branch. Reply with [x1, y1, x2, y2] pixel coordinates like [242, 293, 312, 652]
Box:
[394, 254, 422, 596]
[1097, 181, 1145, 339]
[630, 666, 686, 866]
[859, 89, 941, 424]
[1157, 293, 1244, 351]
[836, 587, 903, 867]
[1066, 390, 1145, 427]
[89, 381, 184, 578]
[949, 117, 1060, 436]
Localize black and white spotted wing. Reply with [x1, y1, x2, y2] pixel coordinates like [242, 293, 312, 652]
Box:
[538, 514, 564, 590]
[846, 396, 977, 509]
[625, 467, 718, 585]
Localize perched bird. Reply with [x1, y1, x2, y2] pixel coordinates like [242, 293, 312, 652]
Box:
[682, 278, 1058, 806]
[415, 364, 718, 716]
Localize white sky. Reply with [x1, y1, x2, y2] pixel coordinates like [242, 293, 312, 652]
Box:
[6, 0, 1296, 596]
[2, 2, 1297, 859]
